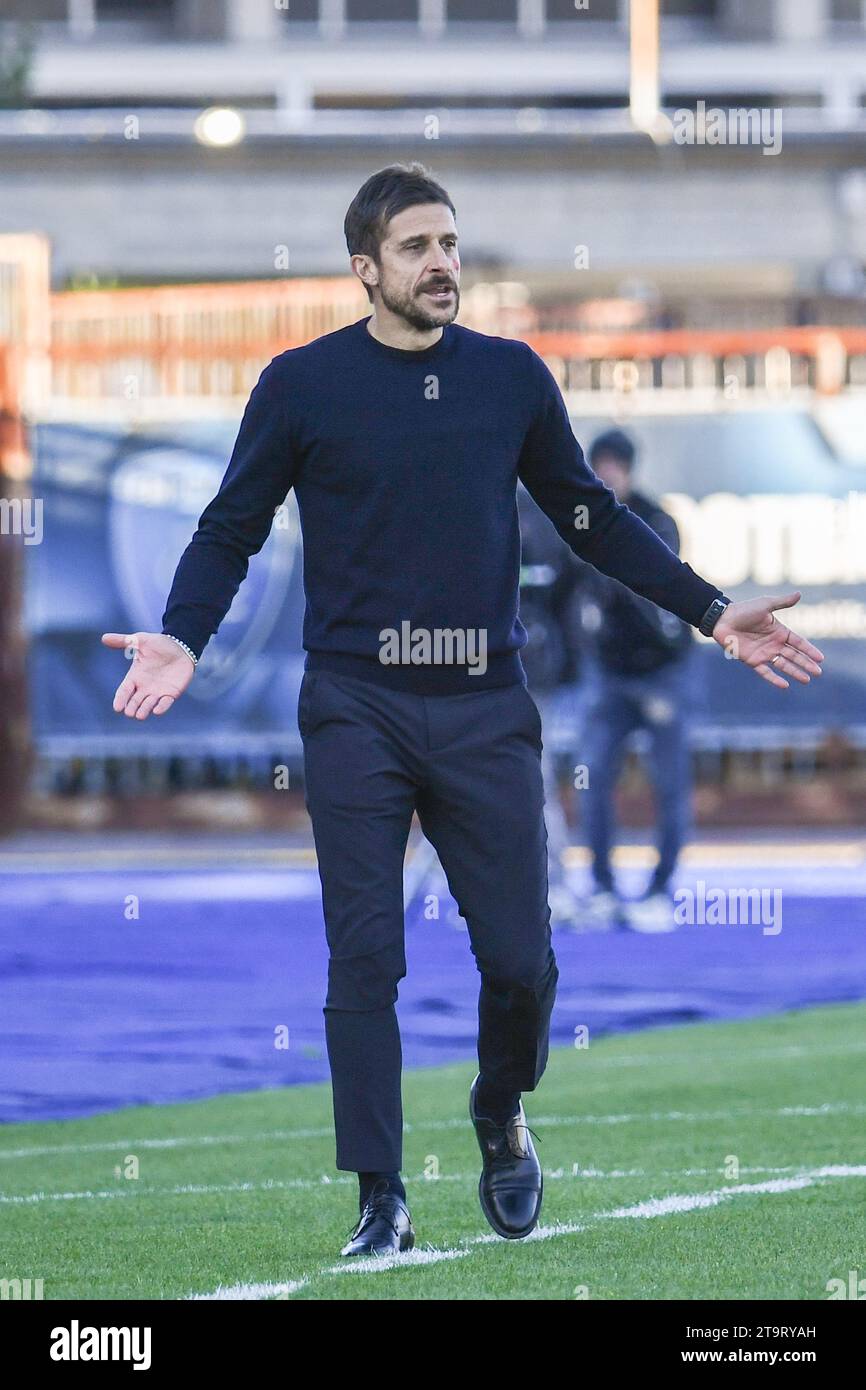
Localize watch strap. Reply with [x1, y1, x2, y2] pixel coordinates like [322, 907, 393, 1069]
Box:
[698, 595, 731, 638]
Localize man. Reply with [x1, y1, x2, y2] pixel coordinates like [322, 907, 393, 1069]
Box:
[101, 163, 823, 1258]
[579, 428, 695, 933]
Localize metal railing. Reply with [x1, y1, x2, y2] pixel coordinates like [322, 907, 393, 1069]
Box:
[525, 326, 866, 401]
[42, 295, 866, 415]
[0, 232, 863, 415]
[48, 276, 370, 406]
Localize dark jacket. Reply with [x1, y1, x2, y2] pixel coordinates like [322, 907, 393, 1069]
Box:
[590, 490, 693, 676]
[517, 485, 587, 693]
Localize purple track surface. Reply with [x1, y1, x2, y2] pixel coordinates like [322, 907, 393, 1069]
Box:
[1, 856, 865, 1123]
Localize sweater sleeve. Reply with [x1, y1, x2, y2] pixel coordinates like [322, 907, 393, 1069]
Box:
[516, 348, 721, 629]
[161, 358, 295, 659]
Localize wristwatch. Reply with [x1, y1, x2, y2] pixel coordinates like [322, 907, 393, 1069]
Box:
[698, 595, 732, 638]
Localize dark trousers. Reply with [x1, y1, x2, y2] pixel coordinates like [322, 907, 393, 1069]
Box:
[298, 670, 559, 1172]
[582, 658, 692, 894]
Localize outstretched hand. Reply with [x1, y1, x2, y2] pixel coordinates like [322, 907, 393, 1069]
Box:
[102, 631, 196, 719]
[713, 592, 824, 689]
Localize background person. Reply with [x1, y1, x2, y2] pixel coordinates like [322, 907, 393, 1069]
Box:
[578, 428, 695, 934]
[517, 484, 587, 928]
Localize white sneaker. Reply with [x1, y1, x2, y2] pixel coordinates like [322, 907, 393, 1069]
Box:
[548, 884, 583, 930]
[571, 889, 621, 932]
[624, 892, 677, 934]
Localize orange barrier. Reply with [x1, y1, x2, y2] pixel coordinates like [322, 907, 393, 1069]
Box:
[49, 277, 369, 400]
[48, 285, 866, 401]
[0, 233, 51, 414]
[0, 343, 29, 480]
[50, 276, 369, 347]
[3, 248, 865, 404]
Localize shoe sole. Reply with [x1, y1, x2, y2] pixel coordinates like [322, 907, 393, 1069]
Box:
[341, 1230, 416, 1258]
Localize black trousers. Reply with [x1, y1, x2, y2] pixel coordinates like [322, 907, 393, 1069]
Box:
[299, 670, 559, 1172]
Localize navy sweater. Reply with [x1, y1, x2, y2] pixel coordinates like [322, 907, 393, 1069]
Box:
[162, 317, 721, 694]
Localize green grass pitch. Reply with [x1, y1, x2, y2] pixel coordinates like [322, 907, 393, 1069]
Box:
[2, 1002, 864, 1301]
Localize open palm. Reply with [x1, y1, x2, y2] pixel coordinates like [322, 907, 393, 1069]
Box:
[713, 592, 824, 689]
[102, 631, 196, 719]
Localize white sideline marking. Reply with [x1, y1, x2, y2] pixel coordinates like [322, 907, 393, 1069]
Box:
[3, 1100, 863, 1163]
[1, 1162, 828, 1207]
[0, 1127, 337, 1160]
[529, 1101, 866, 1128]
[323, 1164, 866, 1271]
[0, 1175, 354, 1205]
[532, 1168, 866, 1241]
[584, 1040, 866, 1069]
[514, 1167, 866, 1244]
[808, 1163, 866, 1178]
[190, 1279, 309, 1301]
[601, 1176, 815, 1221]
[327, 1247, 471, 1275]
[779, 1104, 862, 1116]
[525, 1221, 586, 1242]
[0, 1166, 762, 1206]
[185, 1249, 471, 1299]
[185, 1163, 866, 1298]
[439, 1168, 866, 1248]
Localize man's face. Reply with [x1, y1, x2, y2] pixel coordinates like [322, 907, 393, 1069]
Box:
[362, 202, 461, 331]
[592, 454, 632, 501]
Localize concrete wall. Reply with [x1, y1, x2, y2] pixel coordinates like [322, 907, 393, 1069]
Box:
[0, 137, 860, 287]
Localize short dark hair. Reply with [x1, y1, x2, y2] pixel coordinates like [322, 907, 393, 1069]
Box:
[344, 162, 456, 275]
[589, 428, 637, 470]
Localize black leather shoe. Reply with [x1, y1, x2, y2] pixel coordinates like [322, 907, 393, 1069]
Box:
[470, 1075, 543, 1239]
[340, 1182, 415, 1258]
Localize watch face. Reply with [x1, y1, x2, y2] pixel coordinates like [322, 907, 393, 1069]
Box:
[700, 599, 724, 634]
